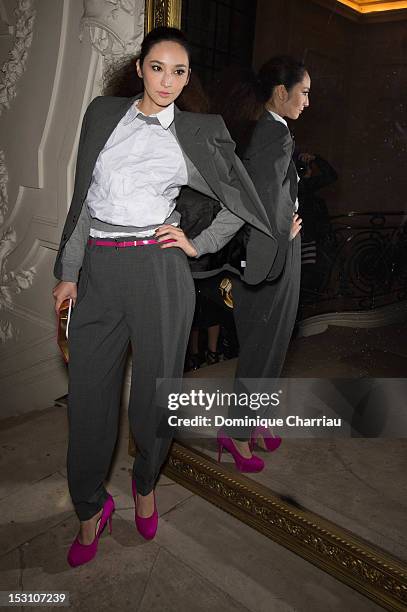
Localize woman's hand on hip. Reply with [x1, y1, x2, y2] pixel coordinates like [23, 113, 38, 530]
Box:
[155, 225, 198, 257]
[290, 213, 302, 241]
[53, 281, 77, 315]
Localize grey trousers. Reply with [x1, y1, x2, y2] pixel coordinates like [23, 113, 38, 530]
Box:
[224, 235, 301, 439]
[67, 240, 195, 520]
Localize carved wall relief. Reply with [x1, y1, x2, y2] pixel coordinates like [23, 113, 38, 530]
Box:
[0, 0, 13, 37]
[81, 0, 144, 85]
[0, 150, 35, 343]
[0, 0, 37, 343]
[0, 0, 36, 116]
[1, 0, 147, 413]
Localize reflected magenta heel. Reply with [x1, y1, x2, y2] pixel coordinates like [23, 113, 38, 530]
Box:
[249, 425, 282, 453]
[67, 493, 115, 567]
[216, 429, 264, 472]
[132, 479, 158, 540]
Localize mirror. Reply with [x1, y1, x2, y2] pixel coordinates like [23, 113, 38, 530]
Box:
[171, 0, 407, 604]
[135, 1, 407, 608]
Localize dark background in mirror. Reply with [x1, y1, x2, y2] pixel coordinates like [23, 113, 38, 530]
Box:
[181, 0, 407, 315]
[181, 0, 258, 90]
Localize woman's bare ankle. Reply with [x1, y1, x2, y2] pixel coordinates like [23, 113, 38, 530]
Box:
[136, 489, 155, 517]
[78, 508, 103, 545]
[230, 437, 252, 458]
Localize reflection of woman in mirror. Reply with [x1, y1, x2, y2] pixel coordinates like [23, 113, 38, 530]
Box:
[52, 27, 275, 567]
[215, 57, 310, 471]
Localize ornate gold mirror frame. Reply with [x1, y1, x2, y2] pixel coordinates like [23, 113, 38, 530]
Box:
[133, 2, 407, 610]
[145, 0, 182, 31]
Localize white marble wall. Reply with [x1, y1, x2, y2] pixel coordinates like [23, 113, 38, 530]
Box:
[0, 0, 144, 417]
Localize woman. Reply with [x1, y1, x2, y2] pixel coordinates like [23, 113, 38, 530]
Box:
[52, 26, 275, 567]
[215, 56, 309, 470]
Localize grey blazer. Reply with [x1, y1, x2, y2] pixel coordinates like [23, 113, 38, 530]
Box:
[242, 110, 298, 280]
[54, 94, 279, 285]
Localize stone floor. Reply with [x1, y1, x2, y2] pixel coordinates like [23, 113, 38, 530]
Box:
[0, 401, 385, 611]
[3, 322, 406, 611]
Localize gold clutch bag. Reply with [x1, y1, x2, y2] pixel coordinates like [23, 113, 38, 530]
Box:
[219, 277, 234, 309]
[57, 298, 71, 363]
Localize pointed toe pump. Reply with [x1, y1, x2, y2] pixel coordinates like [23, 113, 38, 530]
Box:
[67, 494, 115, 568]
[132, 479, 158, 540]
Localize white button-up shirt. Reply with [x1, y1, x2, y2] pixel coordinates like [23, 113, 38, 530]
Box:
[87, 100, 188, 237]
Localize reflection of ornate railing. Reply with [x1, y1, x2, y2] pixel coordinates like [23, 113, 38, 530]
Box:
[299, 211, 407, 315]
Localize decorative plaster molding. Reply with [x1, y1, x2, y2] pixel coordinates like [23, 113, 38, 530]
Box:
[0, 0, 36, 116]
[1, 299, 54, 333]
[0, 151, 36, 343]
[0, 227, 36, 343]
[0, 150, 8, 226]
[0, 0, 13, 37]
[81, 0, 144, 80]
[0, 0, 38, 342]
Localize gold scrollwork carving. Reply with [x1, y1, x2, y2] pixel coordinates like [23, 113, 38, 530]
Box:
[156, 442, 407, 612]
[144, 0, 182, 32]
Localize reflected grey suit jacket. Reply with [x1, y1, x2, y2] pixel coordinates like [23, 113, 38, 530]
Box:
[242, 110, 298, 280]
[54, 94, 279, 285]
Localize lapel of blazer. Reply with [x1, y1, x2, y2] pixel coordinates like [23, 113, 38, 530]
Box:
[173, 106, 226, 203]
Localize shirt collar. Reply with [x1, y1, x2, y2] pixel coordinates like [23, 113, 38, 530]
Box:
[122, 98, 174, 129]
[267, 109, 288, 128]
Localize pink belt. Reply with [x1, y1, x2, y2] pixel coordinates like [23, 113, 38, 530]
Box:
[87, 238, 176, 247]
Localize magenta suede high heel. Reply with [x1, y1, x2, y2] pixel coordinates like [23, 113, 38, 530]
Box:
[216, 429, 264, 472]
[67, 494, 115, 568]
[249, 425, 282, 453]
[132, 479, 158, 540]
